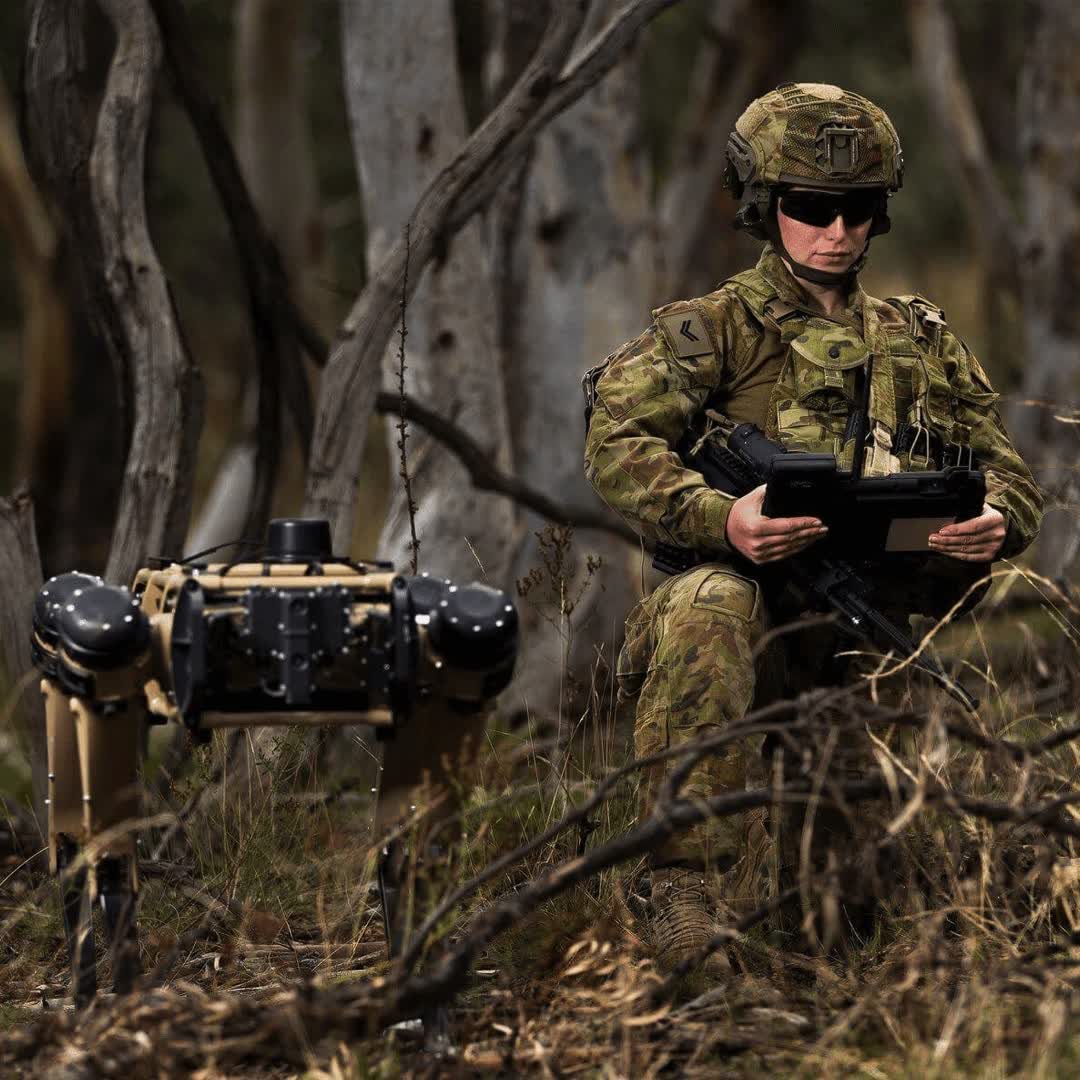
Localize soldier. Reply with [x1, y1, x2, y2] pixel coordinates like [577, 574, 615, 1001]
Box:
[583, 83, 1042, 975]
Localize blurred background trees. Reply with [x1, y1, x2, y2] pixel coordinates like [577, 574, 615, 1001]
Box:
[0, 0, 1075, 811]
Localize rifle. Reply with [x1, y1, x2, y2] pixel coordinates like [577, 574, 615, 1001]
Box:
[655, 423, 981, 713]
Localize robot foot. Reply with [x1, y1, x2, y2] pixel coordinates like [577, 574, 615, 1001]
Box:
[97, 855, 141, 994]
[378, 841, 455, 1054]
[56, 839, 97, 1008]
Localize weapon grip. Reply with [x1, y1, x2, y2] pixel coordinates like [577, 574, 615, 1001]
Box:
[728, 423, 786, 472]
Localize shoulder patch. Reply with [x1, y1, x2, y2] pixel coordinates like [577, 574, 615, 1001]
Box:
[652, 301, 713, 359]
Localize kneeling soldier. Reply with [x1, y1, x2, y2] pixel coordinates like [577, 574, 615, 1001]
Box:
[583, 83, 1042, 974]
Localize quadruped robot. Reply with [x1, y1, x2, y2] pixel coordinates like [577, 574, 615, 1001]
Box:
[31, 518, 519, 1007]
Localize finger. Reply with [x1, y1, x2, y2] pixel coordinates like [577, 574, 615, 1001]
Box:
[931, 530, 995, 548]
[930, 531, 1001, 550]
[934, 514, 992, 537]
[756, 516, 826, 537]
[931, 521, 999, 541]
[933, 537, 998, 555]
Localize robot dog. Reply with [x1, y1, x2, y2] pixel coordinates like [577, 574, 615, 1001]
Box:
[31, 518, 519, 1009]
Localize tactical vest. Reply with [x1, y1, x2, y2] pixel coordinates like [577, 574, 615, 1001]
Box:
[712, 266, 972, 476]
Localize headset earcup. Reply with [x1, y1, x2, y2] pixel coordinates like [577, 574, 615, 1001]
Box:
[734, 203, 769, 241]
[869, 210, 891, 237]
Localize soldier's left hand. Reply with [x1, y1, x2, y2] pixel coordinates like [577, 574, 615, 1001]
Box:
[928, 504, 1006, 562]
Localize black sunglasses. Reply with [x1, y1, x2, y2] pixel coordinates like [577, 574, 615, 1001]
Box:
[778, 188, 883, 228]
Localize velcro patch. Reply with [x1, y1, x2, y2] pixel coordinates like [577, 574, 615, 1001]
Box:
[655, 307, 713, 359]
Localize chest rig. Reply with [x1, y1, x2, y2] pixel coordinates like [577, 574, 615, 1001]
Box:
[717, 269, 970, 477]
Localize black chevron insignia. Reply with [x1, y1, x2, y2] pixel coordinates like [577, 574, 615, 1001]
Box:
[679, 319, 700, 342]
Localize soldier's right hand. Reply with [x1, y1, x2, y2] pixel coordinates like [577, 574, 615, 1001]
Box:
[725, 485, 828, 565]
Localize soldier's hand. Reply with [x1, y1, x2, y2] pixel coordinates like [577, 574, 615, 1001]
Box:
[928, 504, 1006, 562]
[725, 484, 828, 565]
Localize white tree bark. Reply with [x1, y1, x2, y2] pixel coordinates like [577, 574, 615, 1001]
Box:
[1013, 0, 1080, 576]
[342, 0, 515, 584]
[502, 0, 652, 723]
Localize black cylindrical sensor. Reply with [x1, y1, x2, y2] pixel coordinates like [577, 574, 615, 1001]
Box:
[265, 518, 334, 563]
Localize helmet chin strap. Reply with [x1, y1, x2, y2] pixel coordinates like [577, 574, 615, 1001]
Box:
[767, 218, 869, 288]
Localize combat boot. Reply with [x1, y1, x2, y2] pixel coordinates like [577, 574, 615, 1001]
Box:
[647, 868, 731, 979]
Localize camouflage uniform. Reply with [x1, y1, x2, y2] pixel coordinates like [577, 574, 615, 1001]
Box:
[583, 85, 1043, 883]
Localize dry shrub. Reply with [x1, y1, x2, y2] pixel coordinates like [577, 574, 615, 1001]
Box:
[2, 565, 1079, 1077]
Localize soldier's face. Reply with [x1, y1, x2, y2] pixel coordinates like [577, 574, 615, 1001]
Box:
[776, 188, 874, 275]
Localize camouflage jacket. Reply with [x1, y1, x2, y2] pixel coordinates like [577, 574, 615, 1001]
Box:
[583, 245, 1043, 567]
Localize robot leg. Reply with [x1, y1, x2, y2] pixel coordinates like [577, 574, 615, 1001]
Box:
[43, 678, 97, 1005]
[378, 838, 451, 1054]
[375, 700, 487, 1053]
[72, 696, 143, 995]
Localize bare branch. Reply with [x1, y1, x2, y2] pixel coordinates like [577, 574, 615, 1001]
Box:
[393, 226, 420, 573]
[9, 684, 1080, 1069]
[376, 390, 634, 542]
[0, 59, 73, 569]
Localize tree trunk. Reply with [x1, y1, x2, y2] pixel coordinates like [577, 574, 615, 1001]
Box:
[659, 0, 802, 301]
[341, 0, 515, 584]
[501, 0, 651, 729]
[92, 0, 203, 584]
[0, 68, 72, 560]
[304, 0, 676, 549]
[186, 0, 324, 553]
[907, 0, 1022, 380]
[1013, 0, 1080, 577]
[235, 0, 324, 312]
[23, 1, 126, 577]
[0, 493, 46, 838]
[908, 0, 1021, 295]
[26, 0, 204, 585]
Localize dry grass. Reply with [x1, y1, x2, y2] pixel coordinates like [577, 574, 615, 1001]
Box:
[2, 562, 1079, 1078]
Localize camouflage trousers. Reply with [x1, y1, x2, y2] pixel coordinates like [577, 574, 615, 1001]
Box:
[617, 562, 875, 912]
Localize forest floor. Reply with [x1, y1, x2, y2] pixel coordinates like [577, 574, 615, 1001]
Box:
[2, 574, 1080, 1078]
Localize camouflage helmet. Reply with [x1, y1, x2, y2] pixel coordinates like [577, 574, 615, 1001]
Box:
[724, 82, 904, 240]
